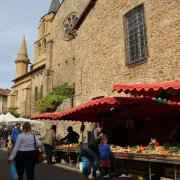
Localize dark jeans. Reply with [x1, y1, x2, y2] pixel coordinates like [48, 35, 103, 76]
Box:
[99, 167, 112, 180]
[15, 150, 36, 180]
[44, 144, 53, 165]
[82, 145, 99, 177]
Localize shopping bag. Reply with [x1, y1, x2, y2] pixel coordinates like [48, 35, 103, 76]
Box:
[34, 134, 44, 163]
[7, 140, 14, 156]
[10, 162, 19, 180]
[81, 157, 92, 177]
[36, 149, 44, 163]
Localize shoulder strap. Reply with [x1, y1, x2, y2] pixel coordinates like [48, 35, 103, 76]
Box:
[33, 134, 37, 149]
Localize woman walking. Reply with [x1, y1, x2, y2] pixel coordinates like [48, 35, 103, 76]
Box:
[8, 122, 41, 180]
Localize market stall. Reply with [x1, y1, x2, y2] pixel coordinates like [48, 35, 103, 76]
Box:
[32, 94, 180, 179]
[112, 80, 180, 179]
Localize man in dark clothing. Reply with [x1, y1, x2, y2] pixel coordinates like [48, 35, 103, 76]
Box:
[61, 126, 80, 144]
[0, 126, 4, 147]
[1, 127, 8, 148]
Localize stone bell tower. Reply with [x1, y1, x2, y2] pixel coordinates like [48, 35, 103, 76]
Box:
[15, 36, 30, 78]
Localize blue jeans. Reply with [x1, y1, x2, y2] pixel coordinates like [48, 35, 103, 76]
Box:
[1, 139, 7, 148]
[82, 145, 99, 177]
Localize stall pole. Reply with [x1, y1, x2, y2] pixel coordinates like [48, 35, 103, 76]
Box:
[80, 122, 85, 142]
[175, 164, 177, 180]
[149, 162, 152, 180]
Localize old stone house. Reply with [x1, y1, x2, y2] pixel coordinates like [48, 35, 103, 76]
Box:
[8, 0, 180, 117]
[0, 89, 10, 114]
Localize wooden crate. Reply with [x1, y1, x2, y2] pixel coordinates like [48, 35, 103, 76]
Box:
[160, 178, 173, 180]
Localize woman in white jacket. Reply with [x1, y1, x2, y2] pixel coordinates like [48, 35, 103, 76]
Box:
[8, 122, 41, 180]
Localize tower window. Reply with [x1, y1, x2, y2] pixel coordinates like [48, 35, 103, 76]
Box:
[43, 39, 46, 53]
[38, 42, 41, 56]
[35, 87, 38, 101]
[124, 4, 148, 65]
[42, 19, 46, 36]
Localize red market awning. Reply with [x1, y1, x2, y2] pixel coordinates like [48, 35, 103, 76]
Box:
[31, 97, 154, 121]
[113, 81, 180, 102]
[31, 112, 59, 119]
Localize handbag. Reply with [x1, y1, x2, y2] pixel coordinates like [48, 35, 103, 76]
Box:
[10, 162, 19, 180]
[34, 134, 44, 163]
[87, 128, 97, 150]
[7, 140, 14, 156]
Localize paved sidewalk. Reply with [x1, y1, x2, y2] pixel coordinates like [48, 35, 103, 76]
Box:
[0, 149, 84, 180]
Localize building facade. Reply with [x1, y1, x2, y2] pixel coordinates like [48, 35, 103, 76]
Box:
[0, 89, 10, 114]
[8, 0, 180, 117]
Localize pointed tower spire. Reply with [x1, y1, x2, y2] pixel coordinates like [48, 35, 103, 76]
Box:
[15, 36, 30, 63]
[15, 36, 30, 78]
[48, 0, 60, 13]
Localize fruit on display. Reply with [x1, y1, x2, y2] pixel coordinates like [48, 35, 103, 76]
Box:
[56, 143, 81, 149]
[161, 150, 170, 155]
[154, 142, 159, 147]
[55, 142, 180, 156]
[139, 146, 144, 151]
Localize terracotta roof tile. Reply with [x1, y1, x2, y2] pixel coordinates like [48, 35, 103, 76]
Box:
[0, 88, 11, 96]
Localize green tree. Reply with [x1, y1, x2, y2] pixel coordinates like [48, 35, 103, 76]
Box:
[7, 107, 20, 117]
[37, 83, 75, 113]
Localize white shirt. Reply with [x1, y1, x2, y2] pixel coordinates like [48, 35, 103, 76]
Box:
[9, 133, 42, 160]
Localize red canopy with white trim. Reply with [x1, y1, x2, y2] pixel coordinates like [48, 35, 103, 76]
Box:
[113, 81, 180, 102]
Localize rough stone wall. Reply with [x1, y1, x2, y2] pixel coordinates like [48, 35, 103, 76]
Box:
[9, 75, 31, 116]
[74, 0, 180, 103]
[50, 0, 89, 87]
[2, 96, 8, 114]
[31, 69, 46, 115]
[56, 98, 72, 112]
[35, 119, 94, 141]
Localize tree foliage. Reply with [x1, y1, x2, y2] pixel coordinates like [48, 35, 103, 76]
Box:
[7, 107, 20, 118]
[37, 83, 75, 113]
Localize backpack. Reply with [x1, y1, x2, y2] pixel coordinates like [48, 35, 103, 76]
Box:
[99, 144, 110, 160]
[87, 129, 97, 150]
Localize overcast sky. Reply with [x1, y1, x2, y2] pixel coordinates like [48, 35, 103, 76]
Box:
[0, 0, 58, 89]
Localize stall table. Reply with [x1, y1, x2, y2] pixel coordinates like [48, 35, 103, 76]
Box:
[55, 146, 81, 167]
[113, 153, 180, 180]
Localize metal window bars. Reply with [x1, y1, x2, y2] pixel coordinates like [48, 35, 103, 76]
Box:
[124, 4, 148, 65]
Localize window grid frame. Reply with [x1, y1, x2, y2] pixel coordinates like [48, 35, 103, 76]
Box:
[124, 4, 148, 65]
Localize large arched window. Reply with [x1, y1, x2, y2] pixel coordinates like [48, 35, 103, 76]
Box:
[42, 19, 46, 36]
[40, 85, 43, 99]
[34, 87, 38, 101]
[38, 42, 41, 56]
[43, 39, 46, 53]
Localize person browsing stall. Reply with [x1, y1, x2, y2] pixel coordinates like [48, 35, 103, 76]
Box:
[8, 122, 41, 180]
[82, 123, 104, 180]
[61, 126, 80, 144]
[44, 125, 57, 165]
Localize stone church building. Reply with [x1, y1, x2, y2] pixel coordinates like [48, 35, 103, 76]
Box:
[8, 0, 180, 118]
